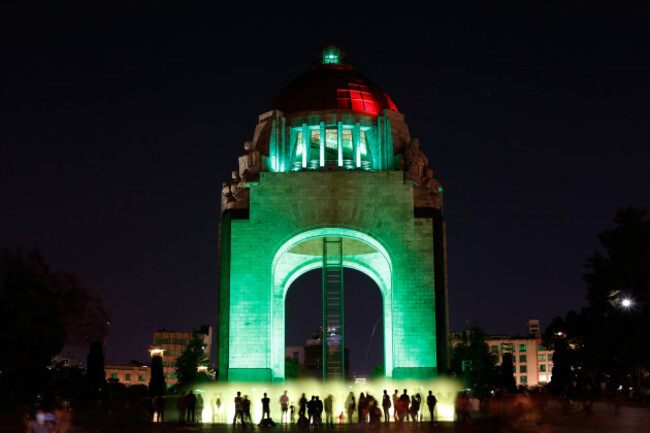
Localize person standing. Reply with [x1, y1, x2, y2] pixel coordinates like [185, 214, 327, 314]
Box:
[324, 395, 334, 428]
[410, 393, 421, 423]
[382, 390, 391, 422]
[155, 395, 166, 423]
[185, 390, 197, 424]
[392, 389, 399, 422]
[233, 391, 244, 425]
[243, 395, 252, 427]
[346, 392, 355, 423]
[399, 389, 410, 422]
[177, 392, 186, 423]
[315, 396, 323, 427]
[298, 393, 308, 420]
[426, 391, 437, 422]
[307, 396, 316, 425]
[261, 392, 271, 421]
[358, 393, 367, 423]
[280, 391, 289, 424]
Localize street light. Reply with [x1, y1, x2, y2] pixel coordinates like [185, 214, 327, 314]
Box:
[621, 298, 633, 309]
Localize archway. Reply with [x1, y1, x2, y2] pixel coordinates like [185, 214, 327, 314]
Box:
[271, 227, 394, 381]
[285, 268, 384, 379]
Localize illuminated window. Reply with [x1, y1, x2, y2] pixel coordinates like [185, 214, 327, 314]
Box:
[539, 374, 547, 382]
[519, 355, 527, 362]
[519, 344, 526, 352]
[520, 366, 527, 373]
[359, 131, 368, 156]
[341, 129, 353, 158]
[540, 365, 546, 372]
[139, 375, 146, 381]
[310, 130, 320, 153]
[295, 131, 304, 159]
[538, 355, 546, 362]
[111, 373, 117, 379]
[520, 376, 528, 384]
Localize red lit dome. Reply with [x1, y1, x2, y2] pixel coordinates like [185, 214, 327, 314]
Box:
[269, 46, 398, 116]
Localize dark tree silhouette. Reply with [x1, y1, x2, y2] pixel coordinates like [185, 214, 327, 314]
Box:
[0, 248, 111, 402]
[87, 341, 107, 399]
[450, 325, 497, 394]
[499, 353, 516, 393]
[175, 331, 210, 389]
[149, 355, 166, 396]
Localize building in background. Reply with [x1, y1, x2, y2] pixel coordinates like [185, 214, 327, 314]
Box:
[105, 364, 151, 386]
[450, 319, 554, 387]
[149, 325, 212, 386]
[486, 336, 554, 387]
[286, 330, 350, 379]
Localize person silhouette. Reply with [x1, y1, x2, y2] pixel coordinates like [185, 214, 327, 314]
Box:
[280, 391, 289, 424]
[324, 394, 334, 427]
[233, 391, 244, 425]
[426, 391, 437, 422]
[382, 390, 391, 422]
[185, 390, 196, 423]
[346, 392, 355, 423]
[261, 392, 270, 421]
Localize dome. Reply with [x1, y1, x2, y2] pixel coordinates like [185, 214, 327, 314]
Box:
[269, 45, 398, 116]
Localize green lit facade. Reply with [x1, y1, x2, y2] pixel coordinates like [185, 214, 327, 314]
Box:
[219, 46, 449, 382]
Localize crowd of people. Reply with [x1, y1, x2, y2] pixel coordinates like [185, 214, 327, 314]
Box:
[230, 388, 439, 427]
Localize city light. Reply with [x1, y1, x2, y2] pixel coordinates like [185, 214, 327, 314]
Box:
[621, 298, 633, 308]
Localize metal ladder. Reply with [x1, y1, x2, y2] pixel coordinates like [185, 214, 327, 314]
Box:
[322, 237, 344, 380]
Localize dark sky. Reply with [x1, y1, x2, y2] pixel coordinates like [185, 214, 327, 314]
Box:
[2, 2, 648, 374]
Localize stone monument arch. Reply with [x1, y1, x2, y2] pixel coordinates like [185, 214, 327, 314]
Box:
[218, 45, 448, 382]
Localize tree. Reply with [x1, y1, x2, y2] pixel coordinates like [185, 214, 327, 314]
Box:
[583, 207, 650, 384]
[499, 353, 516, 393]
[87, 341, 107, 399]
[0, 248, 111, 402]
[175, 331, 209, 389]
[450, 325, 497, 394]
[149, 355, 166, 396]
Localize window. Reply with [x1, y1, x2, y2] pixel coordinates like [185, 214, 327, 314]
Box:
[548, 354, 553, 361]
[139, 375, 146, 382]
[540, 365, 547, 372]
[341, 129, 353, 157]
[125, 374, 131, 381]
[111, 373, 117, 379]
[538, 344, 547, 351]
[539, 375, 547, 382]
[520, 366, 527, 373]
[519, 355, 527, 362]
[520, 376, 528, 384]
[491, 345, 499, 353]
[538, 355, 546, 362]
[519, 344, 527, 352]
[293, 351, 299, 362]
[155, 338, 161, 344]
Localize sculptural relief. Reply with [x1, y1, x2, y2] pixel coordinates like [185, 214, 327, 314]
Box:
[238, 141, 262, 184]
[403, 138, 429, 184]
[403, 140, 442, 209]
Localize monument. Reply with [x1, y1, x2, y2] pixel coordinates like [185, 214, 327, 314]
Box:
[218, 45, 449, 382]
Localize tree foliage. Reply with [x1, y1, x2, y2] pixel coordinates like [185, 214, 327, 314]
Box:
[450, 325, 497, 394]
[544, 207, 650, 390]
[0, 248, 111, 401]
[175, 331, 209, 389]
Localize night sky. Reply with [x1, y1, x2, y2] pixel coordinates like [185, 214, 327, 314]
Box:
[2, 2, 648, 375]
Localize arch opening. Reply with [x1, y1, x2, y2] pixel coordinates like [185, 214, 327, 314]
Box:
[285, 268, 384, 380]
[270, 227, 394, 381]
